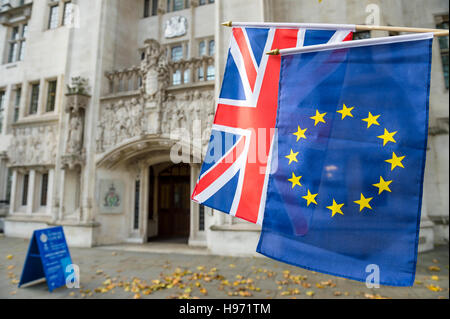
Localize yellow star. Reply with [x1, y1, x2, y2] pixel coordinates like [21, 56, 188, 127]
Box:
[354, 193, 373, 212]
[310, 110, 327, 126]
[336, 104, 354, 120]
[285, 149, 299, 165]
[377, 128, 397, 146]
[288, 173, 302, 189]
[293, 126, 307, 142]
[373, 176, 392, 195]
[326, 199, 344, 217]
[385, 152, 405, 171]
[302, 190, 318, 206]
[362, 112, 380, 128]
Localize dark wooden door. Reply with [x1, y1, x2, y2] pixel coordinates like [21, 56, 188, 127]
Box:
[157, 164, 190, 238]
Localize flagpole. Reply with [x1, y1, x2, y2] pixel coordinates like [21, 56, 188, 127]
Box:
[266, 32, 434, 56]
[222, 21, 449, 37]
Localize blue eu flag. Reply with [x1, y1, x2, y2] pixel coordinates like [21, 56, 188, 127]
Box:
[257, 35, 433, 286]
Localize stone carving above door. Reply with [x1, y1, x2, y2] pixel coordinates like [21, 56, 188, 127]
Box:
[97, 98, 146, 153]
[98, 39, 216, 156]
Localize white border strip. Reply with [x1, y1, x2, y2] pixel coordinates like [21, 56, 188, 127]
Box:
[230, 22, 356, 31]
[279, 32, 433, 56]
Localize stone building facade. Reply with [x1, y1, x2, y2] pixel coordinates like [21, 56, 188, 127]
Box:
[0, 0, 448, 255]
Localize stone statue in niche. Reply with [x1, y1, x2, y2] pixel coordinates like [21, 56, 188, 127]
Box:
[63, 77, 90, 168]
[164, 16, 188, 39]
[66, 115, 83, 154]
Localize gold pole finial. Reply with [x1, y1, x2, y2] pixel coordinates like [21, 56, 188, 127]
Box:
[266, 49, 280, 55]
[221, 21, 233, 27]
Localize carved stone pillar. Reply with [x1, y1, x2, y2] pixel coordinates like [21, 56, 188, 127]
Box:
[62, 93, 90, 170]
[140, 39, 169, 135]
[60, 87, 90, 221]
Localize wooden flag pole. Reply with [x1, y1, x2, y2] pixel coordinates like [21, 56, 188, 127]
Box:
[221, 21, 449, 37]
[355, 24, 449, 37]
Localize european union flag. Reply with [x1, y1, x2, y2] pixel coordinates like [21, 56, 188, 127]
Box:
[257, 34, 433, 286]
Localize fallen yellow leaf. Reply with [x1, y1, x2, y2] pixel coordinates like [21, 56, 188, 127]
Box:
[6, 255, 13, 260]
[426, 284, 443, 292]
[306, 291, 315, 296]
[431, 275, 439, 281]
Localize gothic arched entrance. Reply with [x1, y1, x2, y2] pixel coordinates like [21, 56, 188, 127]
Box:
[149, 163, 191, 242]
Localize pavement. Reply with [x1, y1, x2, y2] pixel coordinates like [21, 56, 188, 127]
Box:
[0, 235, 448, 299]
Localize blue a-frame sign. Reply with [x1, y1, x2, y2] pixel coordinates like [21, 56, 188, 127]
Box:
[18, 226, 75, 292]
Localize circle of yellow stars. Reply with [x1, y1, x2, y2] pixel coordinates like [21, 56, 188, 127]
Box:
[285, 104, 406, 218]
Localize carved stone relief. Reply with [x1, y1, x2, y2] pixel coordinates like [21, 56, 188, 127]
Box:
[164, 16, 188, 39]
[97, 98, 146, 152]
[8, 125, 58, 167]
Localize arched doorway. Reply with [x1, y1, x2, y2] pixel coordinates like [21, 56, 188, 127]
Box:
[150, 163, 191, 242]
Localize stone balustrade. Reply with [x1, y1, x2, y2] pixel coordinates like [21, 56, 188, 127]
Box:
[104, 55, 214, 96]
[168, 55, 215, 86]
[105, 67, 142, 95]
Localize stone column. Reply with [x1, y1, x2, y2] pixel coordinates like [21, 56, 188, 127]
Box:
[189, 164, 199, 244]
[26, 169, 35, 215]
[138, 163, 148, 240]
[58, 169, 65, 220]
[46, 169, 55, 216]
[8, 170, 17, 215]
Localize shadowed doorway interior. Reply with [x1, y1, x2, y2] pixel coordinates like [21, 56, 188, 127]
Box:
[151, 163, 190, 243]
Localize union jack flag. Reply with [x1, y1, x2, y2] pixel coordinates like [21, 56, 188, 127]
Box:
[192, 27, 353, 225]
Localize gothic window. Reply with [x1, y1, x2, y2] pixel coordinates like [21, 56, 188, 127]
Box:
[198, 39, 214, 57]
[199, 41, 206, 56]
[199, 0, 214, 5]
[22, 173, 29, 206]
[208, 39, 215, 56]
[7, 27, 19, 63]
[197, 67, 204, 81]
[144, 0, 158, 17]
[7, 23, 27, 63]
[62, 1, 74, 26]
[46, 80, 57, 112]
[48, 0, 74, 29]
[167, 0, 187, 12]
[13, 87, 21, 123]
[206, 65, 215, 81]
[40, 172, 49, 207]
[435, 14, 449, 89]
[48, 4, 59, 29]
[171, 45, 183, 61]
[172, 70, 181, 85]
[183, 69, 190, 84]
[0, 89, 5, 133]
[29, 83, 40, 115]
[173, 0, 183, 11]
[144, 0, 150, 17]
